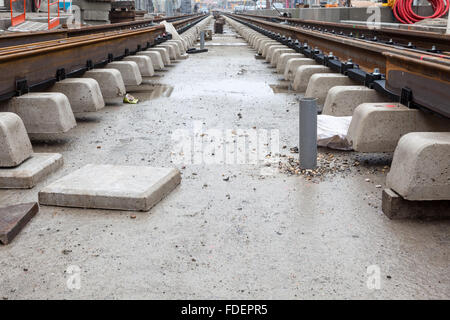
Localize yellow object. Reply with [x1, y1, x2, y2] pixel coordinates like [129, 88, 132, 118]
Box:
[384, 0, 396, 7]
[123, 93, 139, 104]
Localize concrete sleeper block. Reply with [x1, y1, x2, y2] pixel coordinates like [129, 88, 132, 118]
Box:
[266, 45, 286, 62]
[304, 73, 356, 105]
[322, 86, 389, 116]
[106, 61, 142, 87]
[292, 65, 331, 92]
[147, 48, 171, 66]
[84, 69, 126, 105]
[0, 93, 76, 134]
[0, 112, 33, 167]
[284, 58, 316, 81]
[271, 48, 295, 67]
[48, 78, 105, 113]
[346, 103, 450, 153]
[123, 56, 155, 77]
[386, 132, 450, 201]
[157, 44, 178, 60]
[136, 51, 164, 71]
[277, 53, 305, 74]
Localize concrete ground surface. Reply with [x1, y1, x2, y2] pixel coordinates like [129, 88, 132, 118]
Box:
[0, 23, 449, 300]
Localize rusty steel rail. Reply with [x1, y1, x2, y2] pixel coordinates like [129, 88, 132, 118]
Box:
[227, 13, 450, 118]
[0, 14, 202, 48]
[0, 14, 206, 101]
[236, 12, 450, 53]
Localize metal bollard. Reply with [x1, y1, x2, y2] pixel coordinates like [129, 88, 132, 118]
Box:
[299, 97, 318, 169]
[200, 31, 205, 50]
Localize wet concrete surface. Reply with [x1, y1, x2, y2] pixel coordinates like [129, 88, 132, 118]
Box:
[0, 23, 449, 299]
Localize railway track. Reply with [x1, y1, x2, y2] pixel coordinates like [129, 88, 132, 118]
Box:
[0, 14, 200, 48]
[236, 12, 450, 53]
[227, 13, 450, 118]
[0, 14, 206, 102]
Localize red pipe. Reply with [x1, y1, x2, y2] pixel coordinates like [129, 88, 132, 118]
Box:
[393, 0, 449, 24]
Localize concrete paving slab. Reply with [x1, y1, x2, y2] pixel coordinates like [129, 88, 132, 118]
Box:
[322, 86, 389, 116]
[304, 73, 356, 105]
[0, 113, 33, 167]
[0, 93, 76, 134]
[39, 164, 181, 211]
[83, 69, 126, 105]
[0, 202, 39, 245]
[48, 78, 105, 113]
[106, 61, 142, 87]
[147, 48, 171, 66]
[0, 153, 63, 189]
[123, 56, 155, 77]
[386, 132, 450, 201]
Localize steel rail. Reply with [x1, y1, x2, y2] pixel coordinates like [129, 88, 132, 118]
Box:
[227, 13, 450, 118]
[0, 14, 203, 48]
[0, 15, 206, 101]
[236, 12, 450, 53]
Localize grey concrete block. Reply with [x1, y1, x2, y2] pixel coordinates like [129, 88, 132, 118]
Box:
[82, 10, 109, 21]
[0, 153, 63, 189]
[266, 45, 286, 62]
[157, 44, 178, 60]
[261, 42, 282, 57]
[0, 113, 33, 167]
[147, 48, 171, 66]
[123, 56, 155, 77]
[322, 86, 389, 116]
[304, 73, 356, 105]
[277, 53, 304, 74]
[106, 61, 142, 87]
[83, 69, 126, 105]
[284, 58, 316, 81]
[347, 103, 450, 152]
[48, 78, 105, 113]
[0, 93, 76, 134]
[136, 51, 165, 70]
[292, 65, 330, 92]
[386, 132, 450, 201]
[39, 164, 181, 211]
[271, 48, 295, 67]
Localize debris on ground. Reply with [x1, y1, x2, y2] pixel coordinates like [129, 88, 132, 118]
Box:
[123, 93, 139, 104]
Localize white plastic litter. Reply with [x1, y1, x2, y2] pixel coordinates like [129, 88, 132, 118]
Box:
[160, 21, 182, 40]
[317, 115, 353, 150]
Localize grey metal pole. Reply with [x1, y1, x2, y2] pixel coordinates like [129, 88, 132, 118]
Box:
[200, 31, 205, 49]
[299, 97, 317, 169]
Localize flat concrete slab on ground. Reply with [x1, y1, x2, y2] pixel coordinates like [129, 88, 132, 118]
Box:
[38, 164, 181, 211]
[0, 202, 39, 245]
[0, 153, 63, 189]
